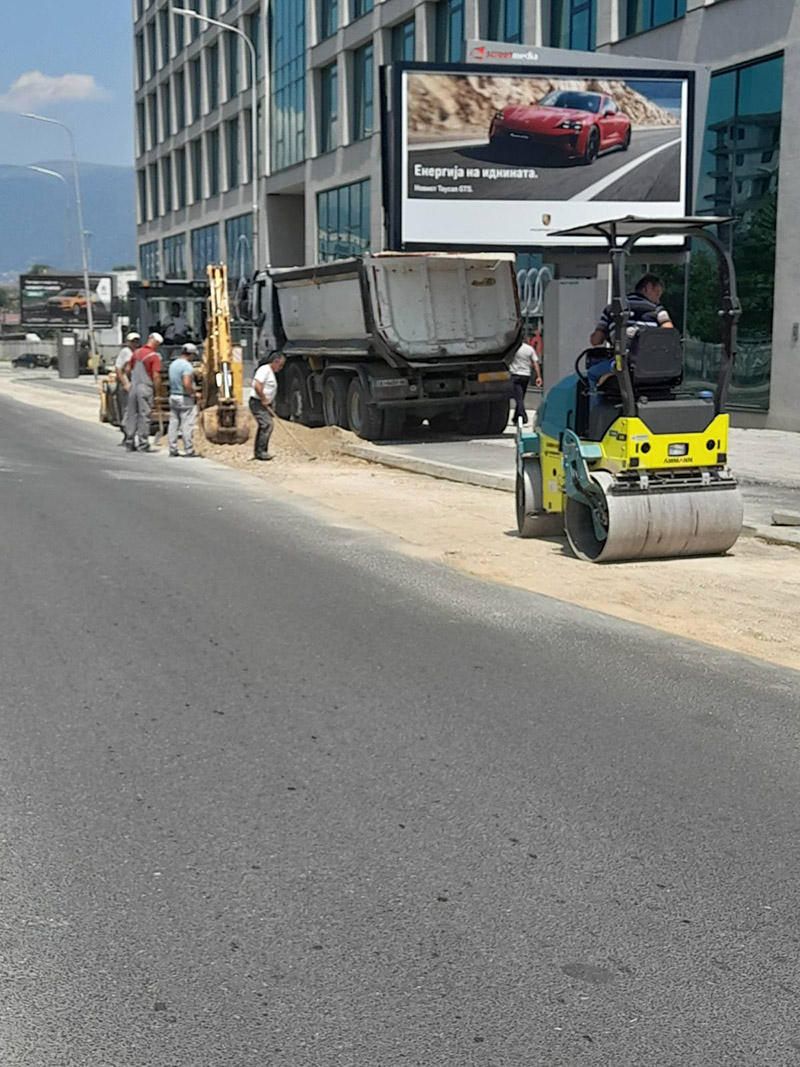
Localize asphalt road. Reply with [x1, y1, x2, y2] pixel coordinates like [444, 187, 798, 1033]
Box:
[2, 396, 800, 1066]
[409, 128, 681, 202]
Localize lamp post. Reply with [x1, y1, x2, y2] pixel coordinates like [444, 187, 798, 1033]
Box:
[27, 165, 73, 270]
[21, 113, 98, 381]
[173, 7, 261, 269]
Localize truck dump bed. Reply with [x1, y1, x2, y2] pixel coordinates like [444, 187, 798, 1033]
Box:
[269, 253, 520, 367]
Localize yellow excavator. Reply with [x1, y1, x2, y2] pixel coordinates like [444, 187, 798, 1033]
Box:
[200, 263, 250, 444]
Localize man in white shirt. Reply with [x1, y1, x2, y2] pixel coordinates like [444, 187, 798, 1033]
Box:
[161, 302, 190, 345]
[508, 339, 542, 425]
[113, 331, 140, 439]
[249, 352, 286, 460]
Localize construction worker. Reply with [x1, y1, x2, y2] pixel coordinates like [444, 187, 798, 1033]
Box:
[124, 332, 163, 452]
[114, 331, 140, 440]
[167, 342, 199, 458]
[161, 301, 191, 346]
[588, 273, 673, 396]
[249, 352, 286, 461]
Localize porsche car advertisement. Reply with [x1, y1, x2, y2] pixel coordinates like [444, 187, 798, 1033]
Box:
[20, 274, 114, 326]
[395, 65, 692, 248]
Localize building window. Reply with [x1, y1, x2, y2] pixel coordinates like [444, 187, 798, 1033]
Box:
[148, 92, 159, 147]
[317, 179, 370, 262]
[435, 0, 465, 62]
[208, 0, 218, 17]
[138, 169, 148, 222]
[247, 11, 262, 82]
[227, 32, 239, 99]
[207, 43, 219, 111]
[191, 223, 220, 274]
[136, 101, 146, 154]
[174, 8, 185, 51]
[353, 0, 373, 18]
[189, 0, 201, 40]
[160, 82, 171, 139]
[391, 18, 415, 61]
[207, 128, 221, 195]
[136, 0, 144, 19]
[319, 62, 338, 154]
[227, 117, 240, 187]
[271, 0, 306, 170]
[175, 70, 186, 129]
[684, 53, 783, 414]
[191, 136, 203, 201]
[176, 147, 187, 207]
[163, 233, 186, 278]
[159, 6, 171, 64]
[319, 0, 338, 41]
[550, 0, 595, 50]
[140, 240, 160, 280]
[149, 162, 160, 216]
[162, 156, 173, 213]
[487, 0, 522, 43]
[147, 19, 158, 76]
[225, 214, 253, 278]
[190, 56, 202, 122]
[244, 107, 254, 182]
[352, 43, 373, 142]
[626, 0, 686, 36]
[135, 33, 145, 87]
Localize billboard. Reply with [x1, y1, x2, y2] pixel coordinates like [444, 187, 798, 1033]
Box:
[20, 274, 114, 326]
[391, 63, 694, 248]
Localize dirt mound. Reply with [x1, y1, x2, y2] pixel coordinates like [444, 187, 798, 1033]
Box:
[408, 74, 679, 141]
[194, 416, 351, 469]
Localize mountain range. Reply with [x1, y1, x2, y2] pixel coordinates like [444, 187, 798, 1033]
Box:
[0, 161, 135, 276]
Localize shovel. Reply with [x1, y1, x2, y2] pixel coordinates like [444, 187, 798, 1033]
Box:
[268, 406, 317, 460]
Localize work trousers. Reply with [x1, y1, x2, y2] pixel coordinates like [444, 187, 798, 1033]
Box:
[116, 382, 128, 428]
[168, 395, 197, 455]
[511, 374, 531, 424]
[125, 382, 154, 448]
[249, 397, 274, 458]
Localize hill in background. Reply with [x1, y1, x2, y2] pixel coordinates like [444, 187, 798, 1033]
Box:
[0, 161, 134, 275]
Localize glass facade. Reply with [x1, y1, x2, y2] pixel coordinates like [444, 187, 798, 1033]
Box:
[147, 20, 157, 77]
[626, 0, 686, 36]
[317, 179, 370, 262]
[140, 240, 160, 280]
[136, 33, 145, 87]
[227, 117, 240, 187]
[550, 0, 595, 50]
[352, 43, 373, 142]
[353, 0, 373, 18]
[191, 137, 203, 201]
[207, 128, 221, 196]
[319, 62, 338, 154]
[159, 6, 170, 65]
[175, 70, 186, 130]
[138, 170, 147, 222]
[189, 0, 201, 41]
[319, 0, 338, 41]
[176, 147, 187, 208]
[174, 8, 185, 52]
[435, 0, 465, 62]
[247, 11, 262, 81]
[163, 233, 186, 278]
[226, 214, 254, 278]
[148, 92, 158, 147]
[207, 43, 219, 111]
[227, 32, 239, 99]
[685, 53, 783, 411]
[162, 156, 173, 214]
[271, 0, 306, 170]
[136, 101, 146, 154]
[149, 162, 160, 216]
[191, 223, 220, 274]
[160, 82, 171, 139]
[487, 0, 522, 44]
[391, 18, 415, 61]
[191, 57, 202, 122]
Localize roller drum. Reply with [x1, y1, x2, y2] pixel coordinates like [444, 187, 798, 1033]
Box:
[565, 471, 743, 563]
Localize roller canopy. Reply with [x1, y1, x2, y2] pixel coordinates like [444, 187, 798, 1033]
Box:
[549, 216, 734, 241]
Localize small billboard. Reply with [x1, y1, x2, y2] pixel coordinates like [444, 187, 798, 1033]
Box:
[388, 62, 695, 249]
[20, 274, 114, 326]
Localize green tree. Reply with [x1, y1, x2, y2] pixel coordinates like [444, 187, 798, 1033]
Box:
[28, 263, 51, 275]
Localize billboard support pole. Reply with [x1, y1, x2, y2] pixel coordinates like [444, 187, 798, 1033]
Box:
[21, 113, 98, 383]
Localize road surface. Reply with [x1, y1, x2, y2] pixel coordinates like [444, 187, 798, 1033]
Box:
[409, 128, 681, 202]
[1, 396, 800, 1066]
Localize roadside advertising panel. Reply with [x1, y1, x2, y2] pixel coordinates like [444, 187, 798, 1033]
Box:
[20, 274, 114, 326]
[390, 61, 695, 249]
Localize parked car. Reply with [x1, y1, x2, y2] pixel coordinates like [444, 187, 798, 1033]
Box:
[489, 90, 631, 165]
[11, 352, 56, 369]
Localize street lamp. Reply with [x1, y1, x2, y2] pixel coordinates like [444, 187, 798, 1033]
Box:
[27, 165, 74, 270]
[173, 6, 261, 269]
[21, 113, 98, 381]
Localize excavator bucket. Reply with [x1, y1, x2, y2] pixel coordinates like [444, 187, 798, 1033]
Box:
[202, 402, 251, 445]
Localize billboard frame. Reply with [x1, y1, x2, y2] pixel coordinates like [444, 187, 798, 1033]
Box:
[19, 272, 115, 329]
[384, 59, 697, 253]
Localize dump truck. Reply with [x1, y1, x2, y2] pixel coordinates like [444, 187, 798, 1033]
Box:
[253, 252, 521, 440]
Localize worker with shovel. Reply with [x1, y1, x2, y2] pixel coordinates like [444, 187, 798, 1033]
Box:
[249, 352, 286, 461]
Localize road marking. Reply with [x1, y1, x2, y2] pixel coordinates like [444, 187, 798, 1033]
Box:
[569, 136, 681, 202]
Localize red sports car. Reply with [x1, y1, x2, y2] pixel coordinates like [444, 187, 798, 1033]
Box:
[488, 90, 631, 165]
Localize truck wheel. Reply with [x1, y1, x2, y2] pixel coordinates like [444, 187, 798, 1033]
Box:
[459, 403, 491, 436]
[346, 378, 383, 441]
[485, 398, 510, 435]
[322, 374, 349, 428]
[286, 363, 312, 426]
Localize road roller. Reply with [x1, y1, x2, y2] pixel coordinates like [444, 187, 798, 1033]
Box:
[516, 216, 744, 563]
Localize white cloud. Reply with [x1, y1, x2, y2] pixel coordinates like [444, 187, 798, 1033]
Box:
[0, 71, 108, 113]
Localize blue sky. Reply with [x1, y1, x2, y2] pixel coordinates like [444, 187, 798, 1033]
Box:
[0, 0, 133, 167]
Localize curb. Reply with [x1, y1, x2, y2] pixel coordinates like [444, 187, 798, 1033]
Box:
[339, 443, 515, 493]
[742, 523, 800, 550]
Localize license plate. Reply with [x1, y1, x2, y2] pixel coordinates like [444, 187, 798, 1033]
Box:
[478, 371, 511, 383]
